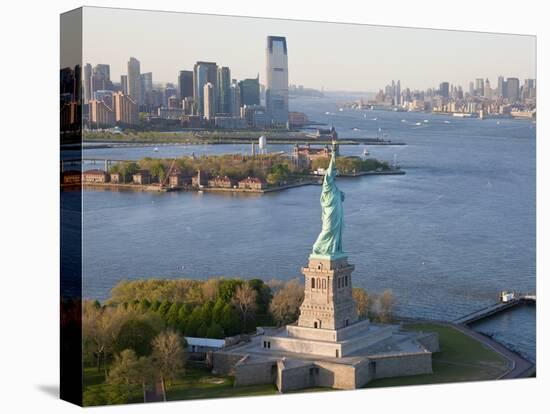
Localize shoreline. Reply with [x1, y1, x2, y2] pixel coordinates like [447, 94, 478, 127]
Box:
[74, 170, 405, 194]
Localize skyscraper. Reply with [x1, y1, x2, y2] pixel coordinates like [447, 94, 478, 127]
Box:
[203, 82, 215, 120]
[439, 82, 449, 98]
[83, 63, 92, 104]
[113, 91, 138, 126]
[217, 66, 231, 115]
[91, 64, 112, 95]
[265, 36, 289, 127]
[193, 61, 217, 117]
[239, 76, 260, 106]
[127, 57, 142, 106]
[178, 70, 193, 100]
[475, 78, 484, 96]
[230, 80, 241, 117]
[506, 77, 520, 102]
[120, 75, 128, 95]
[140, 72, 153, 108]
[484, 78, 492, 99]
[395, 80, 401, 106]
[497, 76, 505, 98]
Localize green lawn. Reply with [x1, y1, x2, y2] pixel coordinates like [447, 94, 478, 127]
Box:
[165, 367, 278, 401]
[364, 323, 510, 388]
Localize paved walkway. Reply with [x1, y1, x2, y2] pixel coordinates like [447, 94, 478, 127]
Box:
[451, 323, 535, 379]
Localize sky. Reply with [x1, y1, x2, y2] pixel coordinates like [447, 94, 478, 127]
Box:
[82, 7, 536, 92]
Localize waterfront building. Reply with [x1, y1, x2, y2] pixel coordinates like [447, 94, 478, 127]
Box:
[208, 175, 236, 188]
[178, 70, 194, 99]
[83, 63, 92, 104]
[292, 143, 331, 168]
[83, 169, 109, 183]
[239, 75, 261, 106]
[93, 90, 114, 109]
[168, 169, 191, 187]
[167, 95, 180, 109]
[110, 172, 123, 184]
[158, 107, 184, 120]
[120, 75, 128, 95]
[265, 36, 289, 127]
[62, 170, 81, 185]
[484, 78, 492, 99]
[238, 177, 267, 190]
[193, 61, 217, 117]
[217, 66, 232, 115]
[203, 82, 215, 121]
[132, 170, 151, 185]
[181, 115, 202, 128]
[183, 97, 196, 115]
[127, 57, 142, 106]
[241, 104, 269, 128]
[89, 99, 115, 128]
[112, 91, 138, 126]
[230, 81, 241, 117]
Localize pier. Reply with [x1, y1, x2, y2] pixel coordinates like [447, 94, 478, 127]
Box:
[453, 292, 536, 325]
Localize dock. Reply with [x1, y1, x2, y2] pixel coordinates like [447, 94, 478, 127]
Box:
[453, 293, 536, 325]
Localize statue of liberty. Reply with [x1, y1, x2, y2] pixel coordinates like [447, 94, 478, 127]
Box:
[312, 142, 345, 258]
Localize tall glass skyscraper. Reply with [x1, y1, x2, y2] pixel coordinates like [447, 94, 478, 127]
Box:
[217, 66, 232, 115]
[193, 61, 217, 118]
[265, 36, 289, 127]
[127, 57, 142, 106]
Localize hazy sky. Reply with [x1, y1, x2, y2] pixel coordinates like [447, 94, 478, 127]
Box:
[82, 7, 536, 92]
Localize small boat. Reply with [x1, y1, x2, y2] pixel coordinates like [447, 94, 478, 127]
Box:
[363, 148, 370, 156]
[444, 120, 451, 124]
[339, 108, 344, 112]
[325, 111, 331, 115]
[153, 147, 159, 152]
[496, 121, 500, 125]
[371, 117, 378, 121]
[401, 119, 407, 122]
[352, 127, 360, 131]
[423, 120, 429, 123]
[414, 122, 422, 126]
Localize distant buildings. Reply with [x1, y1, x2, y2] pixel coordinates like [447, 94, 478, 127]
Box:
[203, 82, 215, 121]
[127, 57, 142, 106]
[194, 61, 217, 117]
[178, 70, 194, 100]
[239, 76, 261, 106]
[265, 36, 289, 127]
[89, 99, 115, 128]
[112, 91, 138, 126]
[238, 177, 267, 190]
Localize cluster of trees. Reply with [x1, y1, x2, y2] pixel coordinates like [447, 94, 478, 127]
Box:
[311, 156, 390, 174]
[352, 288, 395, 323]
[109, 154, 307, 185]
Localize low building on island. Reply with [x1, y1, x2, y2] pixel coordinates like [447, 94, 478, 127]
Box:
[110, 172, 124, 184]
[62, 170, 81, 185]
[192, 170, 209, 188]
[238, 177, 267, 190]
[212, 147, 439, 393]
[83, 169, 109, 183]
[132, 170, 152, 185]
[208, 175, 236, 188]
[168, 170, 192, 188]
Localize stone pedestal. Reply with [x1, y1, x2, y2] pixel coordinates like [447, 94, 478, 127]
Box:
[298, 255, 358, 330]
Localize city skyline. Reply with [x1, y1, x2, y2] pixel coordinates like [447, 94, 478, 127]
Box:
[81, 7, 536, 92]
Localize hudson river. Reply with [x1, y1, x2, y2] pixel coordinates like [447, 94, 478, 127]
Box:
[79, 94, 536, 362]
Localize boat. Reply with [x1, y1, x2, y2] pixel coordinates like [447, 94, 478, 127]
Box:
[423, 120, 429, 123]
[363, 148, 370, 156]
[401, 119, 407, 123]
[325, 111, 331, 115]
[339, 108, 344, 112]
[153, 147, 159, 152]
[414, 122, 422, 126]
[444, 120, 451, 124]
[352, 127, 360, 131]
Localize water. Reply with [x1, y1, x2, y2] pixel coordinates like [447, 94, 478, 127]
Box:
[471, 304, 536, 362]
[78, 94, 536, 361]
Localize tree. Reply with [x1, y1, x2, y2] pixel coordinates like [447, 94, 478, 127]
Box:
[157, 299, 172, 317]
[248, 278, 273, 325]
[184, 307, 203, 337]
[269, 279, 304, 326]
[206, 322, 225, 339]
[151, 330, 187, 389]
[108, 349, 155, 402]
[352, 287, 371, 320]
[232, 283, 258, 331]
[218, 279, 243, 303]
[197, 322, 208, 338]
[201, 278, 220, 303]
[165, 302, 180, 327]
[211, 298, 226, 325]
[378, 289, 395, 323]
[115, 319, 157, 357]
[220, 303, 241, 336]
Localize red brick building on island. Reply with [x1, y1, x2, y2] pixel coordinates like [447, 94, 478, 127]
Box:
[62, 170, 81, 185]
[168, 170, 192, 188]
[83, 169, 109, 183]
[238, 177, 267, 190]
[208, 175, 236, 188]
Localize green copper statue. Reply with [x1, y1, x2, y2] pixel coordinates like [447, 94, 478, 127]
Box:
[312, 143, 345, 258]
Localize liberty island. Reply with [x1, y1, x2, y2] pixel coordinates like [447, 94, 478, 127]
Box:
[212, 144, 439, 391]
